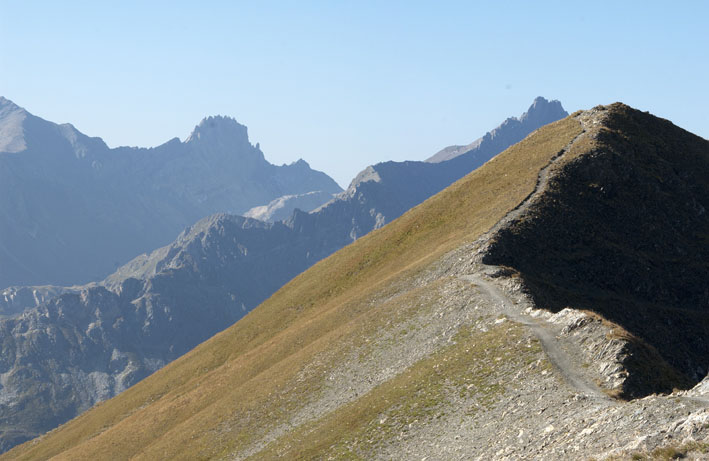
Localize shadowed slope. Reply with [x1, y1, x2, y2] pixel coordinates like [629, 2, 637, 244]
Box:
[483, 104, 709, 396]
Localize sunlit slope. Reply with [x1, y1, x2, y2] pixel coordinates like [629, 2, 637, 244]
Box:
[4, 117, 582, 460]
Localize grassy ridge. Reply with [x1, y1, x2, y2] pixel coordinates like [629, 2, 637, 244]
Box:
[3, 117, 582, 460]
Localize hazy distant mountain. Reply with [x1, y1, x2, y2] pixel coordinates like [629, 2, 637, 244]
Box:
[244, 190, 336, 222]
[0, 97, 341, 289]
[0, 285, 75, 318]
[426, 96, 567, 163]
[0, 213, 337, 451]
[312, 96, 567, 241]
[0, 97, 567, 452]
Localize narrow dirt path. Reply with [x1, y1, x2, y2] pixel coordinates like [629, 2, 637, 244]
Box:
[475, 112, 593, 246]
[457, 112, 615, 400]
[460, 274, 610, 401]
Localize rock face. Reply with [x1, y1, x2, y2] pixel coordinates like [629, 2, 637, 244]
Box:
[0, 286, 75, 318]
[0, 97, 341, 288]
[426, 96, 568, 163]
[0, 97, 568, 453]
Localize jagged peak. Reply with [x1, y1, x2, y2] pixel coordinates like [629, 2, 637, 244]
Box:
[345, 165, 382, 192]
[284, 158, 310, 168]
[185, 115, 250, 144]
[426, 96, 568, 163]
[519, 96, 567, 124]
[0, 96, 28, 120]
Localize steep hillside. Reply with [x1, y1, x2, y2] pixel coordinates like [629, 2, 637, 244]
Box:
[0, 214, 339, 451]
[0, 98, 569, 453]
[2, 112, 586, 460]
[0, 97, 341, 288]
[308, 96, 568, 242]
[7, 104, 708, 460]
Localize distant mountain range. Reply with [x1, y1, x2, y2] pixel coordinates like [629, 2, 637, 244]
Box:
[0, 97, 567, 452]
[0, 97, 341, 289]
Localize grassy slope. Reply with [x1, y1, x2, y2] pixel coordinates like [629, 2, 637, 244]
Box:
[3, 117, 582, 461]
[250, 320, 544, 460]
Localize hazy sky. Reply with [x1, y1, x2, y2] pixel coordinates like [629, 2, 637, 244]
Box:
[1, 1, 707, 187]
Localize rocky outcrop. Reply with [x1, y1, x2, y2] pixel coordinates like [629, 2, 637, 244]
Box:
[0, 97, 341, 288]
[426, 96, 567, 163]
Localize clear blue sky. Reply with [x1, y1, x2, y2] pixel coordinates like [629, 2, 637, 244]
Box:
[1, 1, 707, 187]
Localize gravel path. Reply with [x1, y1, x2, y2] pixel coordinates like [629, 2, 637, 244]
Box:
[460, 273, 610, 401]
[458, 110, 612, 401]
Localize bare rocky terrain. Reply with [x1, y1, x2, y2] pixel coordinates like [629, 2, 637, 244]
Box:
[243, 191, 336, 222]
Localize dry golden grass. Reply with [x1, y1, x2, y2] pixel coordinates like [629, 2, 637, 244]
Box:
[3, 117, 582, 461]
[250, 321, 541, 460]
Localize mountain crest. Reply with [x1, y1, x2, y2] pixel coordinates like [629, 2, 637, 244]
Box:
[0, 99, 342, 289]
[185, 115, 250, 145]
[519, 96, 566, 125]
[426, 96, 568, 163]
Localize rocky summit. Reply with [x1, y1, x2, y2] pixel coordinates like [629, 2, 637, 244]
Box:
[0, 97, 341, 289]
[4, 103, 707, 460]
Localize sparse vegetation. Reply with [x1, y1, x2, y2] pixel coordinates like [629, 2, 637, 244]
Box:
[251, 322, 541, 460]
[614, 440, 709, 460]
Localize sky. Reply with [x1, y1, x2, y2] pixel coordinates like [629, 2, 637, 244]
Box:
[1, 1, 707, 187]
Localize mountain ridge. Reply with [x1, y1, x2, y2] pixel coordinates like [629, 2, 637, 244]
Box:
[0, 97, 570, 452]
[426, 96, 567, 163]
[5, 103, 707, 460]
[0, 97, 341, 288]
